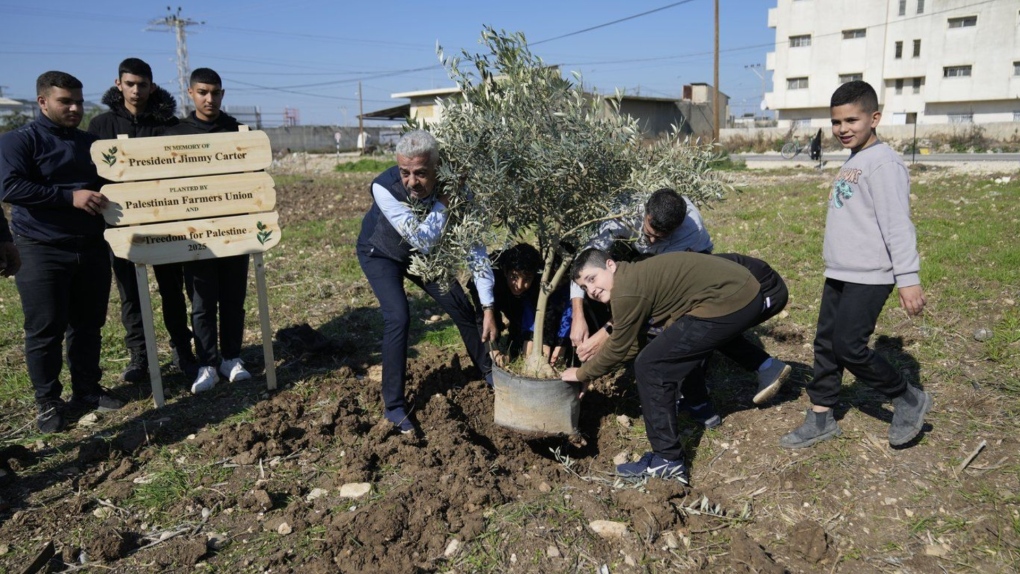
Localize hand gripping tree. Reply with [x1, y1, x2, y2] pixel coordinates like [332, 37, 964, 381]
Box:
[409, 28, 729, 378]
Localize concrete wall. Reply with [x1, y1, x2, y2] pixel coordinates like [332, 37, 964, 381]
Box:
[722, 121, 1020, 146]
[262, 126, 399, 153]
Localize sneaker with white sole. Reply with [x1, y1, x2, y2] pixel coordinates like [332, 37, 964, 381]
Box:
[384, 406, 416, 434]
[219, 358, 251, 382]
[754, 359, 791, 404]
[676, 400, 722, 429]
[616, 451, 690, 485]
[191, 366, 219, 394]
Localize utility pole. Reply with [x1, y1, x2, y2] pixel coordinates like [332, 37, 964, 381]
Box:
[357, 81, 365, 155]
[148, 7, 203, 117]
[713, 0, 720, 141]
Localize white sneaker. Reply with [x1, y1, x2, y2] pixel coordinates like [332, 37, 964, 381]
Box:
[191, 366, 219, 394]
[220, 358, 251, 382]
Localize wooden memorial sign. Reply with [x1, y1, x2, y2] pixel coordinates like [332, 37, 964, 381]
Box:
[93, 128, 280, 408]
[92, 131, 273, 181]
[101, 172, 276, 226]
[105, 212, 281, 265]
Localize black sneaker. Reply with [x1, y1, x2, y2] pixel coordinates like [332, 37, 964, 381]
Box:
[172, 346, 200, 379]
[71, 389, 125, 412]
[121, 349, 148, 383]
[36, 399, 67, 434]
[676, 400, 722, 429]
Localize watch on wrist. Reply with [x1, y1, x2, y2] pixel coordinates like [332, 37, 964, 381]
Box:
[482, 304, 494, 311]
[604, 323, 613, 335]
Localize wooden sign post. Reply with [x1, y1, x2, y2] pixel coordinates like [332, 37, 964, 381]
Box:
[93, 128, 280, 407]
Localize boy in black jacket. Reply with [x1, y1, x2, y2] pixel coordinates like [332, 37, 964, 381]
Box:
[165, 68, 251, 394]
[88, 58, 197, 382]
[1, 71, 124, 432]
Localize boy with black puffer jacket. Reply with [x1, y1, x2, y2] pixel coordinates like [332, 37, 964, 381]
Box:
[88, 57, 197, 383]
[165, 67, 251, 394]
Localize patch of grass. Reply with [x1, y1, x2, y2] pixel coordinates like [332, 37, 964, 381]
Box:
[130, 447, 232, 517]
[334, 158, 395, 173]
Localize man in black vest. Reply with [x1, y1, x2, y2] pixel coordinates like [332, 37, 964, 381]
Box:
[357, 130, 497, 433]
[0, 71, 124, 433]
[88, 57, 196, 382]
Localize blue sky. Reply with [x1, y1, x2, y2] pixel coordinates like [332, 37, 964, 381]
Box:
[0, 0, 776, 126]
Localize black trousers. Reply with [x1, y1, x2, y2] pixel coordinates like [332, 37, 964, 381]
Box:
[634, 292, 764, 461]
[806, 279, 905, 408]
[358, 244, 491, 413]
[14, 236, 111, 403]
[112, 254, 193, 353]
[677, 269, 790, 404]
[185, 255, 249, 367]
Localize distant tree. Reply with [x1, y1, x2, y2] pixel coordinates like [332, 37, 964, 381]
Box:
[0, 112, 31, 133]
[411, 28, 730, 377]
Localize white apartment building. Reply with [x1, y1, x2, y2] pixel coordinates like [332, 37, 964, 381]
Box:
[765, 0, 1020, 129]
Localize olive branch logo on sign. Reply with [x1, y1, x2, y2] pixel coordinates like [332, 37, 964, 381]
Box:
[256, 221, 272, 245]
[102, 146, 119, 167]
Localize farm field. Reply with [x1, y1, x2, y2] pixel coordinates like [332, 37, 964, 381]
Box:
[0, 158, 1017, 573]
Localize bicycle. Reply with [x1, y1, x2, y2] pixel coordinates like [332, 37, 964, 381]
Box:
[781, 139, 803, 159]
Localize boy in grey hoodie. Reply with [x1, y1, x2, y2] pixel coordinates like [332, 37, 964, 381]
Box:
[781, 81, 931, 449]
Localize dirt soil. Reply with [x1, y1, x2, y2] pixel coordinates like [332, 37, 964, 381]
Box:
[0, 156, 1017, 573]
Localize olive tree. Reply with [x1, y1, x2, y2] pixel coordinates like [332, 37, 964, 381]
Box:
[409, 27, 729, 377]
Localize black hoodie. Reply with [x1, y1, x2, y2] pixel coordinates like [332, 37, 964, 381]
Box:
[87, 84, 179, 140]
[166, 111, 242, 135]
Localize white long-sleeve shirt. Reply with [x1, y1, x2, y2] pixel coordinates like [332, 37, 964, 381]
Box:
[372, 183, 495, 305]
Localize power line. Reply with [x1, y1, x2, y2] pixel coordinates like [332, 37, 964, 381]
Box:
[532, 0, 699, 45]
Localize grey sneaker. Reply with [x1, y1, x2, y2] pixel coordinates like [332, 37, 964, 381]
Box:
[889, 385, 932, 446]
[780, 408, 841, 449]
[753, 359, 791, 404]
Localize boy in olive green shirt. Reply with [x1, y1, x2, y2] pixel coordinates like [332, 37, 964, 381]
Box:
[562, 248, 771, 484]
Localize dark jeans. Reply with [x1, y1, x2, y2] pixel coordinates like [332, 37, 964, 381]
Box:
[14, 236, 111, 403]
[676, 270, 790, 405]
[806, 279, 905, 408]
[112, 254, 193, 353]
[185, 255, 249, 366]
[634, 292, 764, 461]
[358, 244, 491, 413]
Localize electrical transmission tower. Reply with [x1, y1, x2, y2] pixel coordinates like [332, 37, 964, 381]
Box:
[147, 7, 203, 117]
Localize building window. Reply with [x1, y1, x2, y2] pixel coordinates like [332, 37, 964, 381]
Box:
[842, 28, 867, 39]
[912, 77, 922, 93]
[787, 77, 809, 90]
[944, 65, 972, 77]
[1014, 61, 1020, 76]
[794, 118, 812, 128]
[948, 16, 978, 28]
[917, 0, 925, 14]
[913, 39, 921, 57]
[948, 113, 973, 124]
[839, 73, 863, 84]
[899, 0, 907, 16]
[895, 41, 903, 59]
[790, 35, 811, 47]
[1013, 111, 1020, 122]
[895, 79, 904, 94]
